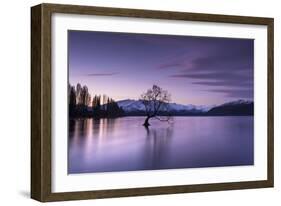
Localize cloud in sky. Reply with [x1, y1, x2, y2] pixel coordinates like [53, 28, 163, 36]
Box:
[207, 89, 253, 98]
[68, 30, 254, 104]
[164, 38, 254, 98]
[192, 80, 253, 87]
[158, 62, 185, 69]
[85, 72, 119, 76]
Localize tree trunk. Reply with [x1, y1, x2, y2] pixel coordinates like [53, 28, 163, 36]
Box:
[143, 116, 151, 127]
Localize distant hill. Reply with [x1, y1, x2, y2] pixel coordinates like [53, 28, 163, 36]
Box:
[117, 99, 211, 116]
[75, 99, 254, 117]
[206, 100, 254, 116]
[116, 99, 253, 116]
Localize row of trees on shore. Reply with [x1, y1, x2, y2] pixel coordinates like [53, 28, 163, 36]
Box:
[69, 83, 172, 127]
[68, 83, 124, 118]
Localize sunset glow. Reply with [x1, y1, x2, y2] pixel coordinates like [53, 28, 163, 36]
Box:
[68, 30, 254, 105]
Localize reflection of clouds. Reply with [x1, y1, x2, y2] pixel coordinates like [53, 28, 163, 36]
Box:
[144, 126, 174, 168]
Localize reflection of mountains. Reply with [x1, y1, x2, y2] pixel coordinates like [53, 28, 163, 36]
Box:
[143, 126, 174, 169]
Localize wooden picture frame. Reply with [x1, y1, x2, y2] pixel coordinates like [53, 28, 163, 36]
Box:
[31, 3, 274, 202]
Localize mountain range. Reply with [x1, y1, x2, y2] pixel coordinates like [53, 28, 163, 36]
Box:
[116, 99, 253, 116]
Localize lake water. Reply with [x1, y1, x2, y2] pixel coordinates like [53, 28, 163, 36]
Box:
[68, 116, 253, 174]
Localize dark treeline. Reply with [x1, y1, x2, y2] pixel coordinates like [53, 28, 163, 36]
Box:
[69, 83, 124, 118]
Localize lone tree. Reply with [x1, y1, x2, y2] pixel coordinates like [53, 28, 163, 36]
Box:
[140, 85, 171, 127]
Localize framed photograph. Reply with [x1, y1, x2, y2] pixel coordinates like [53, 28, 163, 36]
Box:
[31, 3, 274, 202]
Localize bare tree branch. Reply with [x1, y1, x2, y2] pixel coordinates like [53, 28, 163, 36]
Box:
[139, 85, 172, 126]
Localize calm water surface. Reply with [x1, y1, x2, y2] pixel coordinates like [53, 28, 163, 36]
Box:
[68, 116, 253, 174]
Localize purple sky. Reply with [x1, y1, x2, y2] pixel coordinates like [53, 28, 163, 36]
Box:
[68, 30, 254, 105]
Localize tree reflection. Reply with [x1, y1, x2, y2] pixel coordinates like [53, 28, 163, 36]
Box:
[144, 126, 174, 169]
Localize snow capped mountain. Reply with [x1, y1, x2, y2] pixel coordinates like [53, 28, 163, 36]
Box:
[117, 99, 212, 113]
[221, 99, 253, 106]
[166, 102, 211, 112]
[117, 99, 145, 112]
[116, 99, 253, 116]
